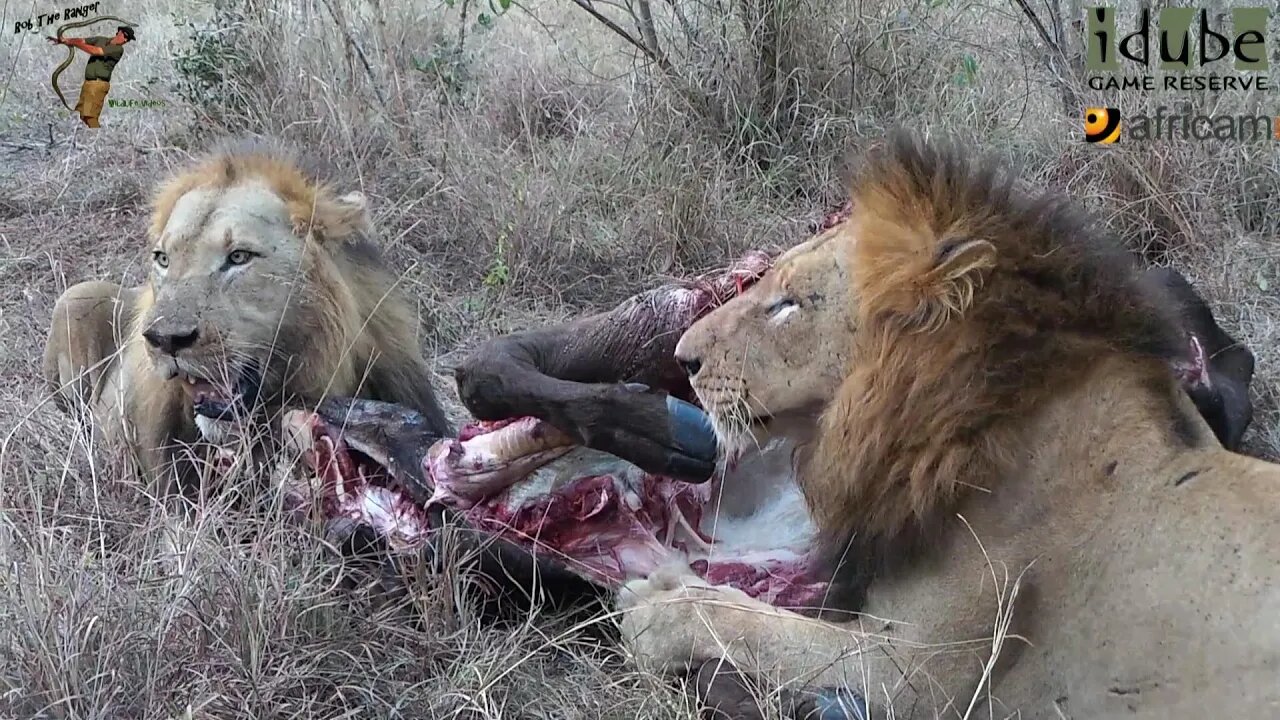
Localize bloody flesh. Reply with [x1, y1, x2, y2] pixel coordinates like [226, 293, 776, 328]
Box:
[281, 249, 832, 611]
[285, 409, 830, 610]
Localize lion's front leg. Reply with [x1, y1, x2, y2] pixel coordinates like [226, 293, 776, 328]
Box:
[616, 566, 883, 718]
[43, 280, 138, 429]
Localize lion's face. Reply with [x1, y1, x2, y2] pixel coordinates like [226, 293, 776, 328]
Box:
[674, 227, 856, 458]
[138, 180, 362, 419]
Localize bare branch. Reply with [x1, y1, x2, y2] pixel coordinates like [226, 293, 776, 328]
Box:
[318, 0, 392, 111]
[632, 0, 667, 69]
[564, 0, 673, 73]
[1011, 0, 1084, 113]
[1010, 0, 1058, 53]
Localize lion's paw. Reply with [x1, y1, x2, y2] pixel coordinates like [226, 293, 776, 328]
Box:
[614, 563, 769, 674]
[616, 561, 711, 612]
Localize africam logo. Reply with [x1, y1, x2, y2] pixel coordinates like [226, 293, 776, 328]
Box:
[1085, 106, 1280, 144]
[1084, 107, 1121, 143]
[1085, 7, 1270, 92]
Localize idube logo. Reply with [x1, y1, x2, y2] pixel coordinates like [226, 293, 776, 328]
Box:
[1085, 6, 1270, 92]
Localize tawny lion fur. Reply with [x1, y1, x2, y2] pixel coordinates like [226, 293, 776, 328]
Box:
[43, 139, 451, 495]
[621, 132, 1280, 717]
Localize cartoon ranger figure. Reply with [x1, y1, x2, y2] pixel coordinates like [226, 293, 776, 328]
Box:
[46, 25, 135, 128]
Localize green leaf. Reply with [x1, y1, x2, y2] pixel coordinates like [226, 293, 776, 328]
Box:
[1256, 272, 1270, 291]
[951, 53, 978, 86]
[477, 11, 493, 27]
[499, 0, 512, 9]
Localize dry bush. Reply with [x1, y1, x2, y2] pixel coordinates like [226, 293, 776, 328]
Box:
[1, 0, 1278, 716]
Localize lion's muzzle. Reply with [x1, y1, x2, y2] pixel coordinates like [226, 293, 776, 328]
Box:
[142, 325, 200, 356]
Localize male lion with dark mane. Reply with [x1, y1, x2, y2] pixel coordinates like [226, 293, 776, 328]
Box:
[43, 139, 452, 497]
[612, 133, 1280, 717]
[251, 131, 1270, 718]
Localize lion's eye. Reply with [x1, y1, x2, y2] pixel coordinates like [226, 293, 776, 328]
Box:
[227, 250, 253, 266]
[766, 298, 799, 319]
[153, 251, 169, 269]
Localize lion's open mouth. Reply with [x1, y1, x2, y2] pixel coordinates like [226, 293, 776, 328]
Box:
[279, 400, 830, 610]
[180, 375, 235, 414]
[178, 362, 264, 420]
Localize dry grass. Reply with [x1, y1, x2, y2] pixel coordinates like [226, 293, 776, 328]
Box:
[1, 0, 1278, 716]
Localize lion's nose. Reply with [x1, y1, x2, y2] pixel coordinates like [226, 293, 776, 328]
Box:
[676, 355, 702, 378]
[143, 327, 200, 355]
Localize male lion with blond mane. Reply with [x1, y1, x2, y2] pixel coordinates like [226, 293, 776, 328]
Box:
[610, 133, 1280, 717]
[43, 139, 452, 496]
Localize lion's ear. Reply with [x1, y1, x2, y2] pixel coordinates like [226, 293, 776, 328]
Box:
[931, 237, 996, 281]
[907, 237, 996, 332]
[336, 191, 369, 214]
[290, 190, 372, 241]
